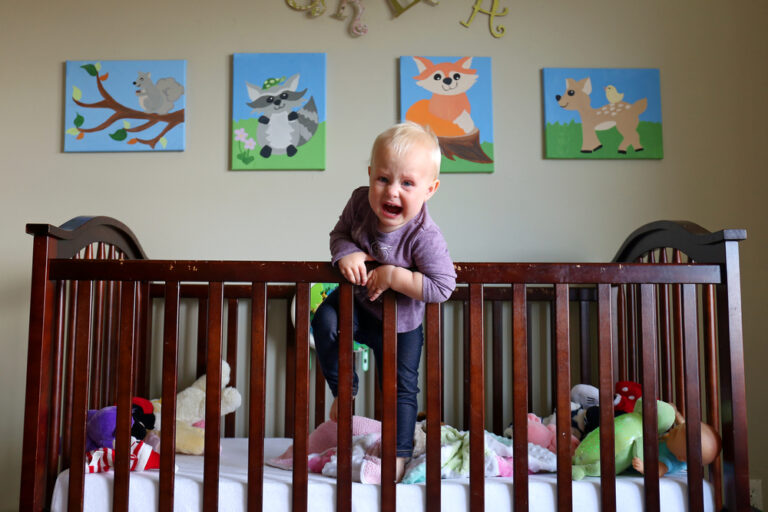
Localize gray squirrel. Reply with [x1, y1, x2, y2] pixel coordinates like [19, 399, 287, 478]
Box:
[133, 72, 184, 115]
[245, 73, 319, 158]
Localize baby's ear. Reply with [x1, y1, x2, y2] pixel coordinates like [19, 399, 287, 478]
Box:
[426, 179, 440, 199]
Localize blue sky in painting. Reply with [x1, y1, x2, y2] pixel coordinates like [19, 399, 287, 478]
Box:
[232, 53, 326, 123]
[543, 68, 662, 125]
[64, 59, 186, 152]
[399, 56, 494, 144]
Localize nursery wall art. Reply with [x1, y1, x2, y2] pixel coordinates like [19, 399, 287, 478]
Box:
[231, 53, 326, 171]
[64, 60, 186, 152]
[542, 68, 663, 159]
[400, 55, 494, 173]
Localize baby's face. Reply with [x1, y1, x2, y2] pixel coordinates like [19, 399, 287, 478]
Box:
[368, 143, 439, 233]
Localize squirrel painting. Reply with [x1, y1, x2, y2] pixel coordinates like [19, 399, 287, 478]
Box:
[133, 72, 184, 115]
[245, 73, 319, 158]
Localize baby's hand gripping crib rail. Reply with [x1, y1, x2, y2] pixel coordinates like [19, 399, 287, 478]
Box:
[20, 217, 749, 512]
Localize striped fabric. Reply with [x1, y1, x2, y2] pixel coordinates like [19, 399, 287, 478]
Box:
[85, 438, 160, 474]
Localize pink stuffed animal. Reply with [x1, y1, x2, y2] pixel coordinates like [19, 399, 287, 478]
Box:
[526, 413, 580, 455]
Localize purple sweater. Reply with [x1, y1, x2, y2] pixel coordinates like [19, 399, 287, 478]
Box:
[330, 187, 457, 332]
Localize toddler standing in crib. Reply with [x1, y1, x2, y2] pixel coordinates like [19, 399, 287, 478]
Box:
[312, 121, 456, 481]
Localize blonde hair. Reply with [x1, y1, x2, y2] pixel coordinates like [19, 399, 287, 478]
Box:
[370, 122, 442, 178]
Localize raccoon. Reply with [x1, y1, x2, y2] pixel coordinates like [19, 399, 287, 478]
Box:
[245, 74, 319, 158]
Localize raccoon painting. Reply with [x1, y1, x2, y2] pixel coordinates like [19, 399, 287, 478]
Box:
[245, 74, 319, 158]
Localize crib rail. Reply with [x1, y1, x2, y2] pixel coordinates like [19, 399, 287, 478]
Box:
[20, 217, 749, 512]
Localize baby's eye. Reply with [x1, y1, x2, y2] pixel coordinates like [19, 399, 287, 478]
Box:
[377, 176, 389, 183]
[403, 180, 414, 187]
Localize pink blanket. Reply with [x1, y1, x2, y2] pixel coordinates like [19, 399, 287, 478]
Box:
[266, 416, 384, 484]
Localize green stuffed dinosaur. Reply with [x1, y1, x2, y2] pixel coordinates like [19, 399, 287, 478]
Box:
[572, 398, 675, 480]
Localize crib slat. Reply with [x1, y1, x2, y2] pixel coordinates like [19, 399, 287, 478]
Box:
[247, 282, 267, 512]
[62, 279, 79, 471]
[285, 300, 296, 437]
[672, 250, 685, 410]
[639, 283, 660, 512]
[203, 282, 223, 511]
[425, 302, 442, 509]
[627, 284, 638, 381]
[597, 284, 617, 512]
[225, 298, 238, 438]
[159, 282, 180, 512]
[89, 245, 106, 408]
[135, 282, 151, 397]
[682, 284, 705, 511]
[703, 284, 723, 510]
[197, 296, 209, 379]
[113, 282, 137, 512]
[337, 283, 354, 512]
[578, 289, 591, 383]
[314, 355, 326, 428]
[468, 284, 484, 510]
[67, 280, 93, 512]
[512, 284, 529, 511]
[658, 249, 673, 403]
[617, 285, 627, 380]
[554, 284, 572, 512]
[292, 282, 310, 512]
[45, 282, 66, 507]
[492, 301, 503, 434]
[381, 292, 397, 512]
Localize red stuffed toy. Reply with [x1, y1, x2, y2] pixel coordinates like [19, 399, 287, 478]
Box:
[614, 381, 642, 414]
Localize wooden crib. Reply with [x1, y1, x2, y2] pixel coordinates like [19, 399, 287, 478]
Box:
[19, 216, 751, 511]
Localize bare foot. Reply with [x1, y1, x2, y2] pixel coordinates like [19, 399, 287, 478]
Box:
[396, 457, 407, 483]
[329, 397, 338, 422]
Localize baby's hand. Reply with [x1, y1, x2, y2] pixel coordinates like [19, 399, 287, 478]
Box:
[338, 252, 372, 286]
[631, 456, 645, 474]
[366, 265, 395, 301]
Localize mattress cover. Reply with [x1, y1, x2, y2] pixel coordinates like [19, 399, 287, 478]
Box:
[51, 437, 714, 512]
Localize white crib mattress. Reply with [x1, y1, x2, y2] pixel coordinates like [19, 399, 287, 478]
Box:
[51, 437, 714, 512]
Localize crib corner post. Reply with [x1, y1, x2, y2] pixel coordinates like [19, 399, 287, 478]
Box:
[717, 239, 751, 511]
[20, 233, 59, 512]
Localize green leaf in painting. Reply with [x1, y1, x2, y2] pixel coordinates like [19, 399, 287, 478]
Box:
[159, 137, 167, 149]
[109, 128, 127, 141]
[65, 127, 79, 136]
[123, 121, 131, 129]
[72, 86, 82, 101]
[95, 62, 102, 71]
[74, 113, 84, 128]
[81, 64, 99, 76]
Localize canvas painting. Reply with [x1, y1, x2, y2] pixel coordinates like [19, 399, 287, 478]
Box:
[400, 56, 494, 173]
[64, 60, 186, 152]
[543, 68, 663, 159]
[231, 53, 326, 170]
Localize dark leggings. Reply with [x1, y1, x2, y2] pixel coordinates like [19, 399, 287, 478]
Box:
[311, 289, 423, 457]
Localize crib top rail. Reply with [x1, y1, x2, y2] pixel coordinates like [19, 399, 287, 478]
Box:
[46, 258, 721, 285]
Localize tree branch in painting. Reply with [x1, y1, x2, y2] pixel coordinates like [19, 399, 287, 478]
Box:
[67, 63, 184, 149]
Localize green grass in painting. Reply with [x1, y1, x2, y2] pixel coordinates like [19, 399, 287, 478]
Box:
[440, 142, 494, 173]
[545, 121, 663, 159]
[231, 119, 326, 170]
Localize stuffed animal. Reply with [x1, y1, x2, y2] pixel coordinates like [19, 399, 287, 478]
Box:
[130, 397, 155, 441]
[571, 398, 676, 480]
[150, 360, 242, 455]
[503, 413, 580, 455]
[631, 407, 722, 477]
[614, 381, 642, 414]
[86, 406, 125, 452]
[541, 384, 599, 440]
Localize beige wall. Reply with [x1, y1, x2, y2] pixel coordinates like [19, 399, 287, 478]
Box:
[1, 0, 766, 509]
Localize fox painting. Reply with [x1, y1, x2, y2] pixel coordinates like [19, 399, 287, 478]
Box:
[404, 56, 493, 165]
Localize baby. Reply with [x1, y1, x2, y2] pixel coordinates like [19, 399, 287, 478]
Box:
[311, 121, 456, 481]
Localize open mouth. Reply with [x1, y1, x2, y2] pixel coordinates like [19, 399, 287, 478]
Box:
[382, 203, 402, 216]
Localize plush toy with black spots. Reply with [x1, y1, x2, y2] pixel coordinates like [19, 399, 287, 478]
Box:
[130, 397, 156, 441]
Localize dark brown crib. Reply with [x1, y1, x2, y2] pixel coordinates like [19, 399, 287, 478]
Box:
[20, 216, 750, 511]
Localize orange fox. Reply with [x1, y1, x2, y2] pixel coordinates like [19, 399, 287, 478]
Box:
[405, 56, 478, 137]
